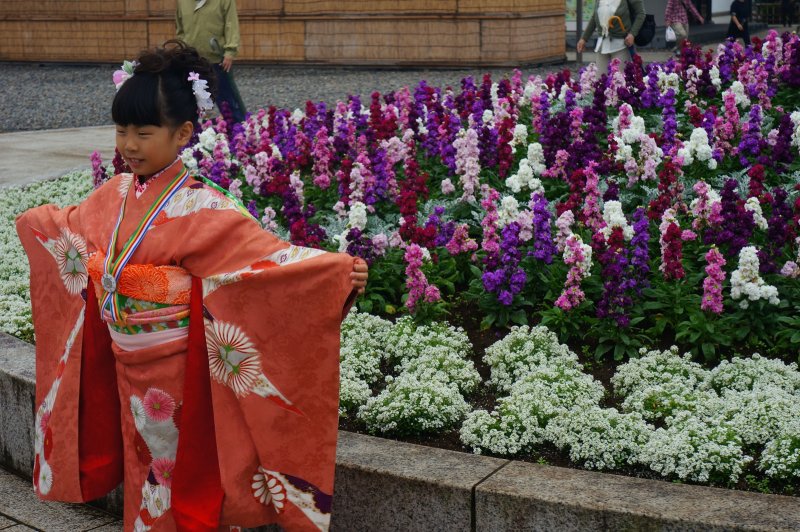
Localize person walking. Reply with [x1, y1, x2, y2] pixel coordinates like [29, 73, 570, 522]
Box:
[727, 0, 751, 47]
[576, 0, 646, 74]
[176, 0, 247, 123]
[665, 0, 705, 55]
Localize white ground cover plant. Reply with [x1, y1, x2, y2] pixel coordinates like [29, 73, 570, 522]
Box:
[704, 354, 800, 394]
[460, 329, 604, 455]
[355, 317, 478, 435]
[0, 172, 93, 341]
[545, 407, 651, 470]
[357, 371, 471, 436]
[760, 419, 800, 480]
[339, 311, 392, 414]
[612, 347, 714, 422]
[640, 410, 753, 484]
[483, 325, 580, 392]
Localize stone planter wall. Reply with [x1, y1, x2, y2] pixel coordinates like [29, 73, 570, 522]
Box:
[0, 0, 564, 66]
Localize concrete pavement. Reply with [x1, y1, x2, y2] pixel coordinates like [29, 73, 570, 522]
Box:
[0, 467, 121, 531]
[0, 126, 115, 188]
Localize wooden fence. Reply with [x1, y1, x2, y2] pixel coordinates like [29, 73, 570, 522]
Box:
[0, 0, 565, 66]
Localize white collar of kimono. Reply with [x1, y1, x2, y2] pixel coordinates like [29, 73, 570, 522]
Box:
[597, 0, 623, 35]
[195, 0, 207, 10]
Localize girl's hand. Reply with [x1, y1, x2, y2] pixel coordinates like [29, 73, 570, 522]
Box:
[351, 258, 368, 295]
[624, 33, 635, 47]
[577, 39, 586, 53]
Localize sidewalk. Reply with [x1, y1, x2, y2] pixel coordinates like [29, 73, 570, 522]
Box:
[0, 467, 121, 531]
[0, 126, 115, 188]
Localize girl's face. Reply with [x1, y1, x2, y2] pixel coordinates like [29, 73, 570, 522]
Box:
[115, 122, 193, 177]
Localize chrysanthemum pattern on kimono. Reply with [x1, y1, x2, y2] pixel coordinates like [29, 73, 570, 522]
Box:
[130, 388, 180, 532]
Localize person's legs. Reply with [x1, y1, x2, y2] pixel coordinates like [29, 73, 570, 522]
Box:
[212, 64, 247, 123]
[596, 48, 629, 73]
[672, 22, 689, 53]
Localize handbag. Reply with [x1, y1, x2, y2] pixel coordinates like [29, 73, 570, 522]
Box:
[634, 14, 657, 46]
[666, 25, 677, 42]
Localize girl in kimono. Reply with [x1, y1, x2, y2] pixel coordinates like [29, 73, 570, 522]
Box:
[16, 40, 368, 531]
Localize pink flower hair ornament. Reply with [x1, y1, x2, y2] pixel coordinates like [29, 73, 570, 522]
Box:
[188, 71, 214, 116]
[112, 60, 137, 91]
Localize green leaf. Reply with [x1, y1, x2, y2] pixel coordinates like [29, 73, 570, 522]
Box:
[510, 309, 528, 325]
[614, 343, 626, 361]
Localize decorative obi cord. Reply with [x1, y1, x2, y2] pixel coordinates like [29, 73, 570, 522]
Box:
[88, 252, 192, 351]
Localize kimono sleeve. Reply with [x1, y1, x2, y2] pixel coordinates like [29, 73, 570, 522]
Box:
[15, 180, 124, 503]
[171, 207, 357, 531]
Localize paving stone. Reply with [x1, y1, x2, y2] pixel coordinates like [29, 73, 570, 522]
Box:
[476, 460, 800, 532]
[0, 469, 117, 532]
[0, 515, 18, 528]
[332, 431, 507, 532]
[82, 522, 123, 531]
[3, 526, 37, 531]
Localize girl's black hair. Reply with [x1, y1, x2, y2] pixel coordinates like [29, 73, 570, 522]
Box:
[112, 40, 217, 128]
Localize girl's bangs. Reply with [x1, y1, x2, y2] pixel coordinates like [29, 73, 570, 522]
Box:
[111, 75, 163, 126]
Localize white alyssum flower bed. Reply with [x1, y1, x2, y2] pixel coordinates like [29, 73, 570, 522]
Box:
[0, 172, 93, 341]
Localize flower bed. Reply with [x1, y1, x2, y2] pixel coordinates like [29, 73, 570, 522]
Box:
[4, 31, 800, 494]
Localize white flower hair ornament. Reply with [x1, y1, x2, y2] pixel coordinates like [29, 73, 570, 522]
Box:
[188, 71, 214, 116]
[112, 60, 137, 91]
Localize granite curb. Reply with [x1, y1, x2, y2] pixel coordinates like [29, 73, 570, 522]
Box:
[1, 332, 799, 531]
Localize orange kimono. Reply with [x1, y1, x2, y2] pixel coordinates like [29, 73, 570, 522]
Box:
[16, 160, 356, 531]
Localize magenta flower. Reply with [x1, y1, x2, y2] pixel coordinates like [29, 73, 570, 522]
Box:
[701, 247, 726, 314]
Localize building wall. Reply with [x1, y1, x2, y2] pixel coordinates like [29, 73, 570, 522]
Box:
[0, 0, 565, 66]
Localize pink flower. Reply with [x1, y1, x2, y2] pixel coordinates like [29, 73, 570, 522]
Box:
[143, 388, 176, 422]
[555, 234, 592, 311]
[702, 247, 726, 314]
[151, 457, 176, 488]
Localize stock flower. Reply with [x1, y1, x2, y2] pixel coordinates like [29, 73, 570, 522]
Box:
[659, 209, 686, 281]
[730, 246, 779, 309]
[555, 234, 592, 311]
[404, 244, 440, 312]
[702, 247, 726, 314]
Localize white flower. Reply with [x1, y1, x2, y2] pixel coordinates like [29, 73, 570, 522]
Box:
[482, 109, 494, 125]
[640, 411, 752, 484]
[730, 246, 780, 308]
[497, 195, 520, 226]
[37, 461, 53, 495]
[130, 395, 147, 432]
[198, 127, 217, 152]
[744, 197, 768, 230]
[348, 201, 368, 231]
[358, 372, 470, 435]
[600, 200, 634, 241]
[512, 124, 528, 146]
[484, 325, 581, 393]
[545, 407, 651, 470]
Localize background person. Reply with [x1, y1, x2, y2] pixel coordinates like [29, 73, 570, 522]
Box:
[727, 0, 751, 47]
[665, 0, 705, 55]
[176, 0, 247, 122]
[576, 0, 646, 73]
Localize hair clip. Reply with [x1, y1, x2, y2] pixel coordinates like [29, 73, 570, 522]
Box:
[188, 72, 214, 116]
[112, 60, 138, 91]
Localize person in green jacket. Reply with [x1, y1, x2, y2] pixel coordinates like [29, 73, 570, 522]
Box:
[176, 0, 247, 123]
[576, 0, 646, 73]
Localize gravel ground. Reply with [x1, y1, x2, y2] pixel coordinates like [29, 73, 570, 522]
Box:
[0, 61, 574, 133]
